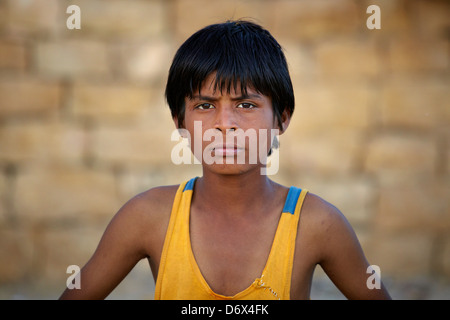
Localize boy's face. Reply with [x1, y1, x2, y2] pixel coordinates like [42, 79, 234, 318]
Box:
[177, 73, 288, 175]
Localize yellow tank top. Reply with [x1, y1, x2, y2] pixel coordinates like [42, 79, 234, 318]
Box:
[154, 177, 308, 300]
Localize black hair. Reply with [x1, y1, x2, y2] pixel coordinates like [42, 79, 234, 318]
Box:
[165, 20, 295, 129]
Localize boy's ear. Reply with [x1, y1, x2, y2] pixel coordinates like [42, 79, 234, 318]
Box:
[279, 109, 291, 134]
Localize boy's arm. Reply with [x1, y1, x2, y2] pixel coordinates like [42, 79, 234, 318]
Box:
[309, 194, 391, 300]
[59, 187, 173, 300]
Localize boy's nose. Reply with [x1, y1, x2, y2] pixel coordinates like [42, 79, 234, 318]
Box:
[214, 106, 238, 132]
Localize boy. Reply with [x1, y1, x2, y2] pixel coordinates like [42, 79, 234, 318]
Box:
[60, 20, 391, 300]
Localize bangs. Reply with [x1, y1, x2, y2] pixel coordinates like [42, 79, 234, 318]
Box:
[188, 69, 253, 99]
[183, 23, 282, 98]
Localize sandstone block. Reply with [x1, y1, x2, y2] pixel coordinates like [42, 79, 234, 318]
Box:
[314, 39, 380, 79]
[376, 177, 450, 233]
[70, 0, 167, 40]
[0, 40, 27, 72]
[446, 143, 450, 177]
[282, 129, 361, 176]
[365, 232, 433, 278]
[71, 82, 153, 123]
[174, 0, 275, 41]
[365, 133, 436, 178]
[0, 2, 6, 32]
[0, 174, 7, 225]
[388, 37, 448, 74]
[0, 227, 33, 283]
[291, 82, 372, 132]
[380, 77, 449, 129]
[4, 0, 58, 37]
[281, 42, 316, 82]
[0, 122, 86, 165]
[294, 174, 375, 227]
[14, 165, 120, 223]
[33, 224, 104, 284]
[410, 0, 450, 40]
[113, 40, 173, 82]
[440, 236, 450, 278]
[0, 77, 61, 119]
[36, 40, 110, 78]
[92, 124, 174, 168]
[272, 0, 359, 41]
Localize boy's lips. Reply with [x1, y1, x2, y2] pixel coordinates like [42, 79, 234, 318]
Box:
[210, 144, 244, 156]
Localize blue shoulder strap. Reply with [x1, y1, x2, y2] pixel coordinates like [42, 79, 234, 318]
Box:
[183, 177, 198, 192]
[282, 187, 302, 215]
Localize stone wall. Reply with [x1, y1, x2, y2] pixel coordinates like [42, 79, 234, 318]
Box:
[0, 0, 448, 297]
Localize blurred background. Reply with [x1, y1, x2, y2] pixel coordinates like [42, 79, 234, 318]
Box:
[0, 0, 448, 299]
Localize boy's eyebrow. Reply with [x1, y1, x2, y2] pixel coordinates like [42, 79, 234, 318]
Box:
[189, 93, 264, 101]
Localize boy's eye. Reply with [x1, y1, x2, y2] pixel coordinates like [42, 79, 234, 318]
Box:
[237, 103, 256, 109]
[196, 103, 214, 110]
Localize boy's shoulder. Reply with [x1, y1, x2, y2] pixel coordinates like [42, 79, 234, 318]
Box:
[298, 191, 360, 261]
[124, 184, 179, 219]
[299, 192, 350, 243]
[302, 192, 343, 222]
[114, 184, 179, 235]
[113, 184, 180, 256]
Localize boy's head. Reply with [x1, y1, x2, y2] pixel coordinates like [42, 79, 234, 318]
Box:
[165, 20, 295, 130]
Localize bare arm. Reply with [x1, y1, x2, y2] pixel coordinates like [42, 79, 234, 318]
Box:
[312, 195, 391, 300]
[59, 187, 174, 300]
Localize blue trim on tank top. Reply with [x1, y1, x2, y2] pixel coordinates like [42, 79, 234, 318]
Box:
[183, 177, 198, 192]
[282, 187, 302, 215]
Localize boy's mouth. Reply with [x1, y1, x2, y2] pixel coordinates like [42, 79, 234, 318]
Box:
[210, 144, 244, 156]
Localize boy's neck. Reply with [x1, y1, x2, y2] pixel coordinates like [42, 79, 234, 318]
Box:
[193, 170, 279, 219]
